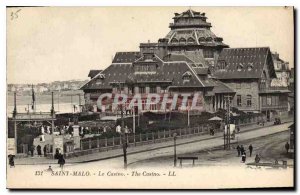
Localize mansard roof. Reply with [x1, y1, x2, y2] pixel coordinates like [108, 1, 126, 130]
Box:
[112, 52, 141, 63]
[214, 47, 276, 80]
[81, 60, 208, 91]
[88, 70, 102, 78]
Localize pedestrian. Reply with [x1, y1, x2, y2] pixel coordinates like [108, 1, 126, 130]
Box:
[248, 144, 253, 157]
[37, 145, 42, 156]
[240, 145, 245, 155]
[8, 155, 15, 168]
[46, 166, 53, 172]
[255, 154, 260, 164]
[285, 142, 290, 154]
[236, 145, 241, 157]
[241, 152, 246, 163]
[30, 145, 35, 157]
[43, 145, 47, 157]
[237, 126, 240, 133]
[58, 154, 65, 169]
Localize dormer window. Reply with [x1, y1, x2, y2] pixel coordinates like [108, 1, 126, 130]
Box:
[247, 63, 254, 71]
[179, 38, 186, 44]
[237, 63, 244, 71]
[187, 37, 195, 44]
[206, 37, 213, 42]
[182, 71, 192, 82]
[171, 38, 178, 44]
[218, 61, 226, 70]
[199, 37, 205, 42]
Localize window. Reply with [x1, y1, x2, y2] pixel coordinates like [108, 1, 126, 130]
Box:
[199, 37, 205, 42]
[139, 87, 145, 94]
[218, 61, 226, 70]
[236, 83, 241, 89]
[247, 95, 252, 107]
[182, 71, 192, 82]
[150, 86, 156, 93]
[179, 38, 186, 44]
[187, 37, 195, 44]
[171, 38, 178, 43]
[237, 63, 243, 71]
[203, 50, 214, 58]
[237, 95, 242, 107]
[267, 96, 272, 106]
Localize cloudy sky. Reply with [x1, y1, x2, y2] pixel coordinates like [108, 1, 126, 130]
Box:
[7, 6, 294, 84]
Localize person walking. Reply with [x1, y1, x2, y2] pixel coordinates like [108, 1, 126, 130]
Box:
[8, 155, 15, 168]
[236, 145, 241, 157]
[285, 142, 290, 154]
[241, 152, 246, 163]
[240, 145, 245, 155]
[37, 145, 42, 156]
[248, 144, 253, 157]
[255, 154, 260, 164]
[58, 154, 65, 169]
[43, 146, 47, 157]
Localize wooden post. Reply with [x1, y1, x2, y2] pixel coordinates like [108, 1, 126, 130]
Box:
[88, 139, 92, 149]
[163, 130, 166, 139]
[112, 136, 115, 146]
[146, 133, 148, 141]
[119, 136, 122, 145]
[152, 132, 155, 143]
[134, 134, 136, 146]
[179, 128, 182, 137]
[97, 138, 100, 148]
[105, 138, 108, 147]
[140, 133, 142, 142]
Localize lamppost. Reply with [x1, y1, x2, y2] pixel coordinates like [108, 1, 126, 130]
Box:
[173, 132, 177, 167]
[117, 82, 127, 169]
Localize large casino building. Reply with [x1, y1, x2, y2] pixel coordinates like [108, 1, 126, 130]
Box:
[81, 9, 290, 120]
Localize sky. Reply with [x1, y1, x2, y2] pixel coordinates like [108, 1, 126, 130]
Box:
[7, 6, 294, 84]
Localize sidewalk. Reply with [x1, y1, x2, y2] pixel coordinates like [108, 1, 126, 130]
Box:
[15, 118, 293, 165]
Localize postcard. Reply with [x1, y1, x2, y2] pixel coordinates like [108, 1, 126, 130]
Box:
[6, 6, 294, 189]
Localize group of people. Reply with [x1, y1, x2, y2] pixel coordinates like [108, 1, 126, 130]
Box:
[236, 144, 253, 163]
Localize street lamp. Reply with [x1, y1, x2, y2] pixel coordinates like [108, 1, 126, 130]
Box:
[173, 132, 177, 167]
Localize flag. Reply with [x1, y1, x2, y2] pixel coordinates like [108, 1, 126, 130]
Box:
[31, 84, 35, 110]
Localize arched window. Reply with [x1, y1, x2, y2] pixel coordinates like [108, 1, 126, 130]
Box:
[179, 38, 186, 44]
[187, 37, 195, 44]
[206, 37, 213, 42]
[171, 38, 178, 43]
[199, 37, 205, 42]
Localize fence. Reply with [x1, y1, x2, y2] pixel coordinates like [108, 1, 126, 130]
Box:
[64, 124, 213, 158]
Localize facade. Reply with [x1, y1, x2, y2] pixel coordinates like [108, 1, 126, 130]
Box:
[214, 47, 290, 120]
[81, 9, 290, 120]
[271, 52, 290, 87]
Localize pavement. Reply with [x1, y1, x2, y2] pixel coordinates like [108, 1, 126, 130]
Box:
[14, 118, 293, 165]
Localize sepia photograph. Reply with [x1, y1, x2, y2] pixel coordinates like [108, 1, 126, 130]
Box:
[6, 6, 295, 189]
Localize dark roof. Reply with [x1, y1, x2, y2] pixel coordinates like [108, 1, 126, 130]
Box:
[81, 61, 206, 90]
[173, 9, 207, 19]
[214, 47, 276, 79]
[112, 52, 141, 63]
[162, 54, 194, 63]
[88, 70, 102, 78]
[193, 67, 209, 75]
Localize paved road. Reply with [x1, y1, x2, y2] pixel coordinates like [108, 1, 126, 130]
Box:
[68, 122, 292, 169]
